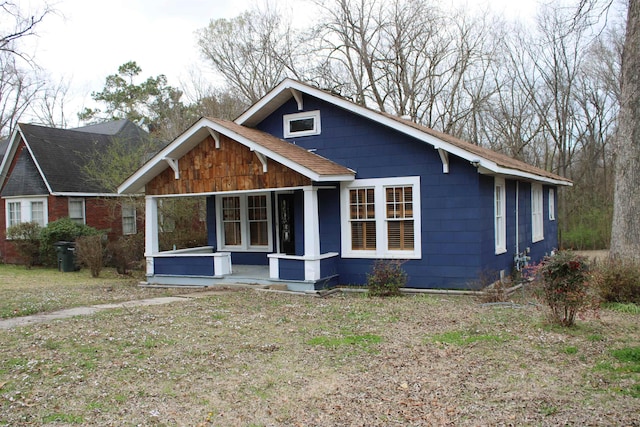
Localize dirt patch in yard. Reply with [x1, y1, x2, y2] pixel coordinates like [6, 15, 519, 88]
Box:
[1, 289, 638, 426]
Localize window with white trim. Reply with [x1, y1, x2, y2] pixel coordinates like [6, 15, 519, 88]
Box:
[349, 187, 376, 250]
[549, 188, 556, 221]
[216, 193, 272, 251]
[68, 198, 86, 224]
[494, 177, 506, 254]
[283, 110, 321, 138]
[532, 183, 544, 242]
[122, 203, 137, 235]
[341, 177, 421, 259]
[4, 197, 48, 229]
[31, 201, 45, 227]
[7, 201, 21, 228]
[386, 186, 414, 251]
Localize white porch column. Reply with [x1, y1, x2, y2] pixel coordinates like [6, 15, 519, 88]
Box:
[303, 186, 320, 257]
[303, 186, 321, 280]
[145, 196, 159, 275]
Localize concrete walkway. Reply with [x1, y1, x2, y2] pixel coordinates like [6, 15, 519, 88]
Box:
[0, 291, 225, 330]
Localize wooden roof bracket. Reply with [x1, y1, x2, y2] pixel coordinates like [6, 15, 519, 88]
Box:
[252, 149, 268, 173]
[163, 157, 180, 179]
[290, 88, 303, 110]
[208, 128, 221, 148]
[437, 148, 449, 174]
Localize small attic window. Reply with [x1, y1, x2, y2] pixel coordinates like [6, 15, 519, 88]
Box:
[284, 110, 321, 138]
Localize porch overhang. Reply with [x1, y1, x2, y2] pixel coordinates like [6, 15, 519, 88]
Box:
[118, 117, 355, 195]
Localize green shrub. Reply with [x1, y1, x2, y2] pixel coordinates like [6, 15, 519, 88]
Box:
[534, 251, 592, 326]
[39, 218, 100, 266]
[6, 222, 42, 268]
[591, 259, 640, 305]
[367, 259, 407, 297]
[75, 235, 106, 277]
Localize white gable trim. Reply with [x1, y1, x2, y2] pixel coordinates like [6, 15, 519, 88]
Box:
[0, 126, 53, 194]
[118, 118, 353, 194]
[236, 79, 572, 187]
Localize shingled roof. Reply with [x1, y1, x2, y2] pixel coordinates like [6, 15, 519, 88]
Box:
[237, 79, 572, 186]
[0, 139, 8, 164]
[0, 120, 149, 196]
[118, 117, 355, 194]
[207, 118, 355, 178]
[382, 113, 569, 184]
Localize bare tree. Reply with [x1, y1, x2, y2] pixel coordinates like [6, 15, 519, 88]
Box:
[196, 6, 300, 104]
[0, 1, 54, 136]
[610, 0, 640, 261]
[0, 1, 53, 60]
[29, 76, 71, 128]
[0, 52, 43, 137]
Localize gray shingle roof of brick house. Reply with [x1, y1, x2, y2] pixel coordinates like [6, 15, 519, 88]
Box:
[0, 120, 149, 196]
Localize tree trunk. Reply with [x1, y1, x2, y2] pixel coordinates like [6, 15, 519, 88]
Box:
[611, 0, 640, 262]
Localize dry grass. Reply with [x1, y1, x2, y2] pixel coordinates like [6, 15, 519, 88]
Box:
[0, 265, 184, 319]
[0, 274, 638, 426]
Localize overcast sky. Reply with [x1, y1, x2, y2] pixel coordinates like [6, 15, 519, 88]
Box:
[23, 0, 539, 126]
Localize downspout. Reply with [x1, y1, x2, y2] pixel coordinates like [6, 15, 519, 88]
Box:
[515, 181, 519, 257]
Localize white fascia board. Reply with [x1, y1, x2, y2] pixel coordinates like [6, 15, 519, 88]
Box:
[52, 192, 124, 197]
[485, 165, 573, 187]
[238, 79, 571, 186]
[207, 120, 351, 182]
[12, 127, 54, 194]
[118, 117, 212, 194]
[235, 80, 293, 125]
[0, 129, 18, 189]
[118, 116, 354, 194]
[0, 127, 53, 194]
[2, 194, 50, 199]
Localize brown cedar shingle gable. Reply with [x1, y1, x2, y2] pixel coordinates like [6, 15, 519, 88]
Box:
[205, 117, 355, 178]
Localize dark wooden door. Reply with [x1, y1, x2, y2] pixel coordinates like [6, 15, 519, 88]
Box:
[278, 194, 295, 255]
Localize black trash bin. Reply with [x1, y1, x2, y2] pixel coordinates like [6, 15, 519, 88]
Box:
[53, 241, 76, 272]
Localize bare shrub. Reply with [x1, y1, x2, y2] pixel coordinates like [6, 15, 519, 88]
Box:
[6, 222, 41, 268]
[75, 235, 106, 278]
[367, 260, 407, 297]
[591, 258, 640, 305]
[107, 234, 144, 275]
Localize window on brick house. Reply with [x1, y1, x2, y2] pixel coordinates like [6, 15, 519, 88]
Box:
[4, 198, 48, 230]
[68, 198, 86, 224]
[122, 203, 136, 235]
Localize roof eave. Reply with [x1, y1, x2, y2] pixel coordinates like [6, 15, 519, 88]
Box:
[0, 125, 54, 194]
[477, 163, 573, 186]
[118, 117, 354, 194]
[236, 79, 572, 186]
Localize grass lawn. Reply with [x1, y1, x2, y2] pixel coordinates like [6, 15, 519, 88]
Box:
[0, 265, 185, 319]
[0, 267, 639, 425]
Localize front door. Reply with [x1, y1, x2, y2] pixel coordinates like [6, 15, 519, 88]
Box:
[278, 194, 295, 255]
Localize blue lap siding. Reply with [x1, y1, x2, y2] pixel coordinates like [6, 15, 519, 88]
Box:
[257, 98, 500, 288]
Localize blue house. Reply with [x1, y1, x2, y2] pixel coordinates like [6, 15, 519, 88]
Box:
[118, 79, 572, 290]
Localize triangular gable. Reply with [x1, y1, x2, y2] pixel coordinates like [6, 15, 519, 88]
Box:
[1, 146, 49, 197]
[118, 118, 355, 195]
[236, 79, 572, 187]
[0, 121, 150, 196]
[0, 128, 52, 195]
[145, 131, 314, 195]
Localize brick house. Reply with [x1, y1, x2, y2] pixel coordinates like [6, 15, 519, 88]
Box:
[0, 120, 147, 264]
